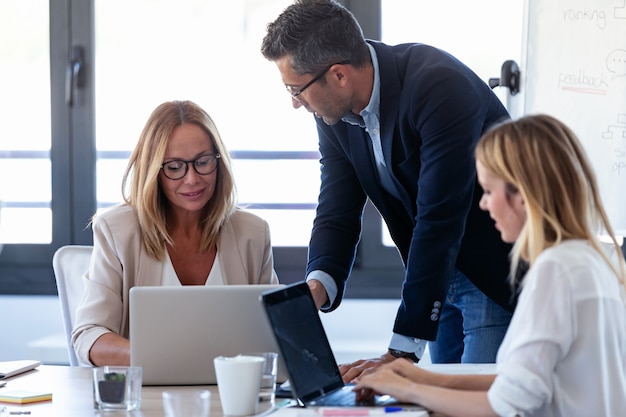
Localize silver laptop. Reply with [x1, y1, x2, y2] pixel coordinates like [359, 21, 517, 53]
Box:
[129, 284, 286, 386]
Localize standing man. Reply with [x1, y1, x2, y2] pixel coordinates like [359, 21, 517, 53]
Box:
[261, 0, 515, 379]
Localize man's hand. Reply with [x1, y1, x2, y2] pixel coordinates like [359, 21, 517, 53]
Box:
[338, 351, 403, 383]
[307, 279, 329, 309]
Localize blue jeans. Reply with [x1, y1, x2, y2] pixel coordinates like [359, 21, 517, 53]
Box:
[428, 270, 512, 363]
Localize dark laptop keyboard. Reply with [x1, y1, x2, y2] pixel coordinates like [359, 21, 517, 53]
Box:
[319, 389, 356, 405]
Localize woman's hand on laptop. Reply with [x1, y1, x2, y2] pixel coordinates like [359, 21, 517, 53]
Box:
[353, 360, 424, 405]
[338, 351, 398, 383]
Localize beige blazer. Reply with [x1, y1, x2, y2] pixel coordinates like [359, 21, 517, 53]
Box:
[72, 204, 279, 365]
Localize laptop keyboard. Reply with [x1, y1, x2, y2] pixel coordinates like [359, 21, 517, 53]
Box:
[310, 386, 377, 407]
[311, 389, 355, 406]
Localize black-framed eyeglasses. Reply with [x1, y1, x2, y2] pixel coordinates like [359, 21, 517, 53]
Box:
[160, 154, 221, 180]
[286, 60, 350, 99]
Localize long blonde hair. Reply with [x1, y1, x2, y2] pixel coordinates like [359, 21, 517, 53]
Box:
[475, 114, 625, 289]
[121, 100, 236, 259]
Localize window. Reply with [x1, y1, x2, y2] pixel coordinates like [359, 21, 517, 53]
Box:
[0, 1, 51, 244]
[1, 0, 324, 293]
[0, 1, 57, 294]
[0, 0, 525, 296]
[93, 0, 321, 247]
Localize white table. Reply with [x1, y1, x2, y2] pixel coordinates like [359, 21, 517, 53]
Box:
[1, 365, 486, 416]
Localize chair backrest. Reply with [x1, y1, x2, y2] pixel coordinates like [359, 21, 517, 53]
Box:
[52, 245, 93, 366]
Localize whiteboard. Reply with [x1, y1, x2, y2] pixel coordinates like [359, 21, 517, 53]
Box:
[511, 0, 626, 234]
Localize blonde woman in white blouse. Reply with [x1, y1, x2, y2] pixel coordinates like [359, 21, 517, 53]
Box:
[355, 114, 626, 417]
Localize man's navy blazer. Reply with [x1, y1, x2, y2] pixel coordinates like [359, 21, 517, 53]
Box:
[307, 40, 515, 340]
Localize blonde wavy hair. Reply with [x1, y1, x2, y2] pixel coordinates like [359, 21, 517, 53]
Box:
[121, 100, 236, 260]
[475, 114, 625, 289]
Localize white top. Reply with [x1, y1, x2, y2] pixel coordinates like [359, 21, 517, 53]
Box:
[488, 240, 626, 417]
[161, 251, 224, 285]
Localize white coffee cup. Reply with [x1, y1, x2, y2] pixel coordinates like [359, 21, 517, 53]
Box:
[214, 355, 265, 416]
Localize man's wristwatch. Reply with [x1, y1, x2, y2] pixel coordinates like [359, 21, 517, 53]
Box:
[388, 349, 420, 363]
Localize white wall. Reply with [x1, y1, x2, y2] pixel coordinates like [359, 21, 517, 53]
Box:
[0, 296, 426, 366]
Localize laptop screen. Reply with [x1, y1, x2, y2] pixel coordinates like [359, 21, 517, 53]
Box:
[261, 282, 344, 403]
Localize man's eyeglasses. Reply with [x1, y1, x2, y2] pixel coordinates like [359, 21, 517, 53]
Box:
[286, 61, 350, 99]
[160, 154, 221, 180]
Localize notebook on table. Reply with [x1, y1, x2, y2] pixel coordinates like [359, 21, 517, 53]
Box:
[261, 282, 416, 408]
[129, 284, 286, 385]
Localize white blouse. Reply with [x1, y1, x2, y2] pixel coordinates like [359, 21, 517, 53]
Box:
[488, 240, 626, 417]
[161, 251, 224, 286]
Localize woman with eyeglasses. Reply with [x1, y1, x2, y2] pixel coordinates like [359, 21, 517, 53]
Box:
[354, 114, 626, 416]
[73, 100, 278, 366]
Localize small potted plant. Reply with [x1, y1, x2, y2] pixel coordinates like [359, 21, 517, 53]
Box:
[98, 371, 126, 403]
